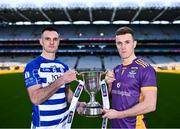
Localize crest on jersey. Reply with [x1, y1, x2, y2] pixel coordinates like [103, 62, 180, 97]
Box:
[128, 67, 138, 78]
[129, 67, 138, 74]
[51, 65, 57, 73]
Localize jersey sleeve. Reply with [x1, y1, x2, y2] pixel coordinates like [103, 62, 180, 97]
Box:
[24, 62, 42, 88]
[64, 63, 69, 72]
[141, 66, 157, 88]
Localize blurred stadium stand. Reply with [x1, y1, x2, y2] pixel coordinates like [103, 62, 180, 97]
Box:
[57, 56, 78, 69]
[0, 24, 179, 71]
[104, 56, 121, 70]
[77, 56, 102, 70]
[0, 1, 180, 71]
[0, 24, 180, 40]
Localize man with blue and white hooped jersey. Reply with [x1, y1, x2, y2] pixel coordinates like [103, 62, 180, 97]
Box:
[24, 27, 85, 129]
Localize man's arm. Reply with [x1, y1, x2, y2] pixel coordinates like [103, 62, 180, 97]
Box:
[103, 88, 157, 119]
[27, 70, 77, 105]
[65, 86, 74, 104]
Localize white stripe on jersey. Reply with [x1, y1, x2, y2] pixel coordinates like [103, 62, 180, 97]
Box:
[39, 103, 67, 111]
[39, 63, 66, 87]
[40, 63, 65, 68]
[40, 113, 66, 121]
[49, 93, 66, 100]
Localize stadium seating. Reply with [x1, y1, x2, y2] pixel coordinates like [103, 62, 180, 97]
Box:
[149, 56, 176, 64]
[104, 56, 121, 70]
[57, 56, 78, 69]
[0, 24, 179, 40]
[173, 56, 180, 62]
[76, 56, 102, 70]
[138, 56, 155, 65]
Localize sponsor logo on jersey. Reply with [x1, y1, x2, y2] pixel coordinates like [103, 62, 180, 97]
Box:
[117, 82, 121, 88]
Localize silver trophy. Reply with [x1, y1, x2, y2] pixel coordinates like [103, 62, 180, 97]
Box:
[65, 70, 109, 129]
[80, 71, 103, 117]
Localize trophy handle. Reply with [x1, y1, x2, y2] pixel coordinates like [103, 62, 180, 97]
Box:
[65, 80, 85, 129]
[100, 79, 110, 109]
[100, 79, 110, 129]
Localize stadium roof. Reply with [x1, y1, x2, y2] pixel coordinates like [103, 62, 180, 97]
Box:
[0, 0, 180, 25]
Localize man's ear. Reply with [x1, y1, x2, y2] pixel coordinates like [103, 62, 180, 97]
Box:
[134, 40, 137, 48]
[39, 38, 43, 46]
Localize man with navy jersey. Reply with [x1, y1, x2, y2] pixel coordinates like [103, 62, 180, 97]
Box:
[103, 27, 157, 129]
[24, 27, 84, 129]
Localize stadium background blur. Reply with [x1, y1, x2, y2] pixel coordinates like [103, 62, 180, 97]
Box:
[0, 0, 180, 128]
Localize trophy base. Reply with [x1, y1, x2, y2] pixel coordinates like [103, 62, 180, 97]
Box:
[82, 105, 102, 117]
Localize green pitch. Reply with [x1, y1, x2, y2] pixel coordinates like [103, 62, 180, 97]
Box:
[0, 72, 180, 128]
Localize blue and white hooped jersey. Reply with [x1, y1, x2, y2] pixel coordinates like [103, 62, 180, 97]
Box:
[24, 56, 69, 128]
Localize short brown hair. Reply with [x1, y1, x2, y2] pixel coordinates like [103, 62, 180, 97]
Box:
[41, 27, 58, 34]
[115, 26, 135, 40]
[40, 27, 59, 38]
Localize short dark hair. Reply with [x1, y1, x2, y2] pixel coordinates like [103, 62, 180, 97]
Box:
[115, 26, 135, 40]
[41, 27, 58, 34]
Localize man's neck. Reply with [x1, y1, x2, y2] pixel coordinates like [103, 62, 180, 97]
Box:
[122, 55, 136, 66]
[41, 52, 56, 60]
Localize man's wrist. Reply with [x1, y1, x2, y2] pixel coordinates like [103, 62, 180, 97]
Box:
[59, 75, 66, 86]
